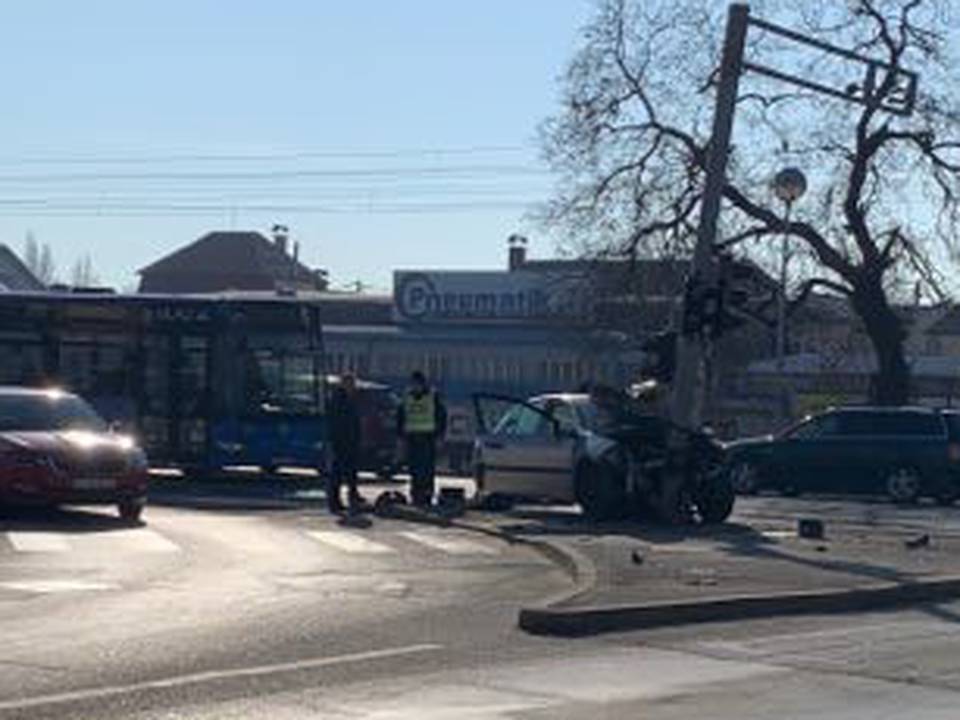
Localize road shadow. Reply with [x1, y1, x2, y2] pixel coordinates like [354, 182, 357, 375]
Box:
[0, 505, 140, 534]
[492, 505, 775, 546]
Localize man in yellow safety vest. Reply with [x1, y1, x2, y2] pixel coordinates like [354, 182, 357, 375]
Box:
[396, 370, 447, 508]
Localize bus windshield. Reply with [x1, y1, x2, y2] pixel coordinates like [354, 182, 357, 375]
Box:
[244, 350, 322, 416]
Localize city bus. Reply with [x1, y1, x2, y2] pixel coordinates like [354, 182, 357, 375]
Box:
[0, 291, 325, 473]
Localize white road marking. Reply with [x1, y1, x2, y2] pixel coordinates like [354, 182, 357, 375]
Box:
[0, 579, 117, 593]
[6, 533, 70, 553]
[399, 531, 499, 556]
[0, 643, 442, 712]
[306, 530, 395, 554]
[81, 528, 180, 554]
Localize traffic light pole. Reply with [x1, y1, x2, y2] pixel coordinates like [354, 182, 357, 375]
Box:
[661, 3, 749, 521]
[669, 3, 749, 431]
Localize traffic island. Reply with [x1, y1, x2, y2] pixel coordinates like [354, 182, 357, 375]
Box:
[514, 520, 960, 637]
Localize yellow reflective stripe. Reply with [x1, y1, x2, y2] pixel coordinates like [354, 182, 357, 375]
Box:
[405, 391, 436, 433]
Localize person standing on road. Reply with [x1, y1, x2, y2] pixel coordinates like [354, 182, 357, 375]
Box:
[397, 370, 446, 508]
[326, 373, 363, 514]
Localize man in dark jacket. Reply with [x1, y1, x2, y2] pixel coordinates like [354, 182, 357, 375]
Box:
[396, 370, 447, 508]
[326, 373, 363, 514]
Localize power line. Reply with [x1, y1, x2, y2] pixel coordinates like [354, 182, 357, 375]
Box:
[0, 199, 537, 217]
[0, 164, 548, 184]
[0, 145, 531, 167]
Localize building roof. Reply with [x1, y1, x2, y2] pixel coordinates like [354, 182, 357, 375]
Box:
[0, 244, 44, 291]
[138, 231, 319, 292]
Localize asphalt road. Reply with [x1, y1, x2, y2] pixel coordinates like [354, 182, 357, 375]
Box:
[0, 503, 565, 719]
[6, 491, 960, 718]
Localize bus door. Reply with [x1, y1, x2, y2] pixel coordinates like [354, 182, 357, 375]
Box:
[140, 331, 211, 466]
[172, 334, 212, 465]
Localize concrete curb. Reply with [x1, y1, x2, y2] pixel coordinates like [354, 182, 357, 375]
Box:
[518, 575, 960, 637]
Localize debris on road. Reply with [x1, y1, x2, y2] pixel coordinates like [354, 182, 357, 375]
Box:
[905, 533, 931, 550]
[798, 518, 825, 540]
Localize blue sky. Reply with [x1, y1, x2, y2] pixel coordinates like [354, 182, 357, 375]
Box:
[0, 1, 593, 291]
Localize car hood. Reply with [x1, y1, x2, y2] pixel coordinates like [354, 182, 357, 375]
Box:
[0, 430, 139, 466]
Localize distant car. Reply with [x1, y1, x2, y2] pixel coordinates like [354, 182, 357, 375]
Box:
[725, 406, 960, 504]
[0, 387, 149, 522]
[472, 391, 733, 523]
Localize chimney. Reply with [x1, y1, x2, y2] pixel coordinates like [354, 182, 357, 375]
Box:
[508, 234, 528, 271]
[271, 224, 289, 255]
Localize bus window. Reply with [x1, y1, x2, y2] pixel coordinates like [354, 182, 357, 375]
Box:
[244, 350, 320, 416]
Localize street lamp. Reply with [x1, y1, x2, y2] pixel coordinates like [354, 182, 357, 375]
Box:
[772, 166, 807, 418]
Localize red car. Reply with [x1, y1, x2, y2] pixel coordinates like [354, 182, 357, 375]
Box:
[0, 387, 149, 523]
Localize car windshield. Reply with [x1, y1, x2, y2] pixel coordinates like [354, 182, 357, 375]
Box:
[0, 392, 107, 432]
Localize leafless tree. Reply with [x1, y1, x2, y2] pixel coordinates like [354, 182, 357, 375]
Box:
[542, 0, 960, 404]
[70, 254, 99, 287]
[23, 231, 57, 286]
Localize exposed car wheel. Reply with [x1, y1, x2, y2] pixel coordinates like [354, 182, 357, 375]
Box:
[886, 467, 922, 505]
[118, 500, 144, 525]
[577, 462, 627, 522]
[728, 461, 760, 495]
[697, 474, 736, 524]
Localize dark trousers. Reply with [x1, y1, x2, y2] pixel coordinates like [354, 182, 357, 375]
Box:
[406, 434, 436, 507]
[327, 448, 360, 512]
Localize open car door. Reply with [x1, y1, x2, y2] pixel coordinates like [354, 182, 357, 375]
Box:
[472, 393, 577, 502]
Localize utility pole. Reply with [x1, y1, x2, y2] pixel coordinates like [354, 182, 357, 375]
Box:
[669, 4, 750, 430]
[660, 3, 749, 522]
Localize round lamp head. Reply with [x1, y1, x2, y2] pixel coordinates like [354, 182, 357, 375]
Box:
[772, 167, 808, 204]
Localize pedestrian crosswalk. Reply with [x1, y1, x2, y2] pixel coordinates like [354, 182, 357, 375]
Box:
[0, 526, 503, 559]
[307, 530, 396, 555]
[398, 530, 499, 556]
[307, 528, 503, 557]
[2, 528, 180, 554]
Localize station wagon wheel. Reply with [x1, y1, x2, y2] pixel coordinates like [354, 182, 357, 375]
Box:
[885, 467, 921, 505]
[728, 461, 759, 495]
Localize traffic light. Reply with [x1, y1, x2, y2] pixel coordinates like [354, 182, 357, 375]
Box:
[681, 255, 759, 341]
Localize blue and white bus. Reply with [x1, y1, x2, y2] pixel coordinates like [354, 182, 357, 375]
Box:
[0, 291, 325, 473]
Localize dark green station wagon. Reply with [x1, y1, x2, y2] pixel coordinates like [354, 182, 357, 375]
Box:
[725, 407, 960, 504]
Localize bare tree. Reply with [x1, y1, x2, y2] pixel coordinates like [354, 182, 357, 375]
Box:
[70, 254, 99, 287]
[23, 232, 57, 286]
[542, 0, 960, 405]
[22, 232, 39, 279]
